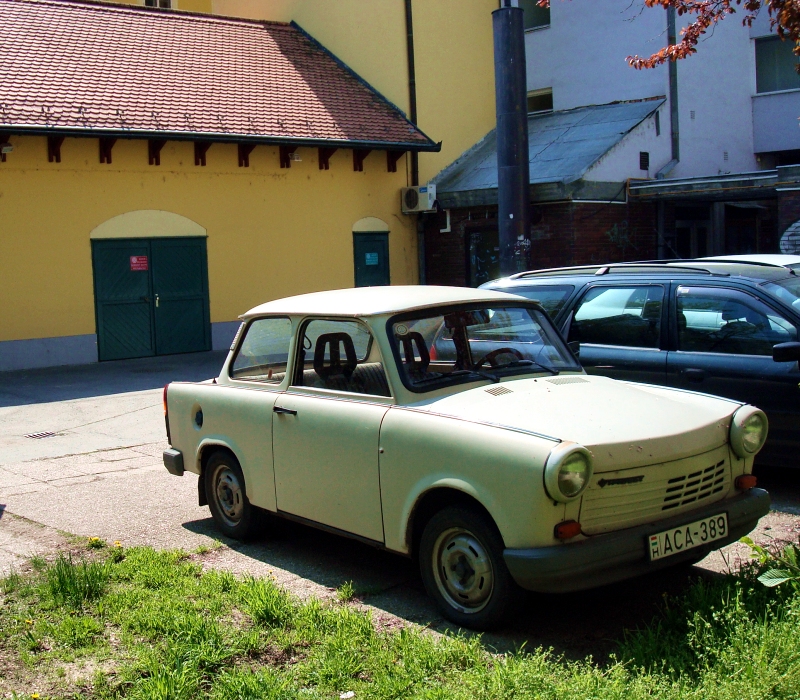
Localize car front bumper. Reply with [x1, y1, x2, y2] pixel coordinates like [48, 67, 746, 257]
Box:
[504, 488, 770, 593]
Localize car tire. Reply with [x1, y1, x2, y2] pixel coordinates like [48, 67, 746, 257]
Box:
[419, 506, 519, 630]
[204, 451, 260, 540]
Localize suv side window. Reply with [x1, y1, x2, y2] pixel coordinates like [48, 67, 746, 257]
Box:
[507, 284, 574, 318]
[230, 317, 293, 383]
[677, 286, 797, 356]
[569, 285, 664, 348]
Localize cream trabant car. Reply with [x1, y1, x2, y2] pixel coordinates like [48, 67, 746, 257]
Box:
[163, 286, 770, 628]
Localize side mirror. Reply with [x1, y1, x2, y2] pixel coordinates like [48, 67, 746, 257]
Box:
[773, 341, 800, 363]
[568, 341, 581, 359]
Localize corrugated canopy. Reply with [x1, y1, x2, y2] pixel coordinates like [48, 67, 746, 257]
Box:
[434, 100, 664, 193]
[0, 0, 438, 150]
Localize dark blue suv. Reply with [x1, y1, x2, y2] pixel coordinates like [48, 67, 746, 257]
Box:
[482, 260, 800, 469]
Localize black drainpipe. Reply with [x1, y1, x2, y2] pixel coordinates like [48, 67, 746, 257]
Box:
[493, 0, 530, 275]
[404, 0, 419, 186]
[656, 5, 680, 256]
[657, 5, 680, 178]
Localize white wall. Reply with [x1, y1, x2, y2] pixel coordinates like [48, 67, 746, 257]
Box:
[672, 11, 759, 177]
[525, 0, 765, 180]
[585, 109, 672, 182]
[526, 0, 668, 110]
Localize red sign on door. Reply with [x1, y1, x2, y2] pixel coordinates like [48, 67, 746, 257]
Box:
[130, 255, 149, 271]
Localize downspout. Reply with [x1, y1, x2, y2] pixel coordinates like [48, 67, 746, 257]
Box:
[404, 0, 427, 283]
[656, 5, 680, 179]
[404, 0, 419, 187]
[656, 5, 680, 256]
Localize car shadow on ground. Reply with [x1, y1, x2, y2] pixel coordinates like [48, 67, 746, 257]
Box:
[183, 515, 719, 662]
[0, 351, 228, 407]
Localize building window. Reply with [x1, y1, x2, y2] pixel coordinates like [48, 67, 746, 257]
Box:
[756, 36, 800, 93]
[520, 0, 550, 30]
[639, 151, 650, 170]
[145, 0, 172, 7]
[527, 88, 553, 114]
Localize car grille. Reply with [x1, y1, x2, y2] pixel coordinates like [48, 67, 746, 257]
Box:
[579, 446, 731, 535]
[662, 460, 726, 511]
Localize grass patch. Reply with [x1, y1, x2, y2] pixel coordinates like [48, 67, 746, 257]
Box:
[0, 542, 799, 698]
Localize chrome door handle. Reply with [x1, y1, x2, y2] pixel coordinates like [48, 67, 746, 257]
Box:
[273, 406, 297, 415]
[155, 293, 160, 308]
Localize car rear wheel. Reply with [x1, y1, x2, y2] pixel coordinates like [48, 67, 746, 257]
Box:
[419, 506, 517, 629]
[205, 451, 259, 540]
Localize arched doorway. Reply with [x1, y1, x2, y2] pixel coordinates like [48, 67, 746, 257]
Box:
[352, 217, 390, 287]
[90, 210, 211, 361]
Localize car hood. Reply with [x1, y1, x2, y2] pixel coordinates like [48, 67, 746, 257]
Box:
[407, 374, 742, 471]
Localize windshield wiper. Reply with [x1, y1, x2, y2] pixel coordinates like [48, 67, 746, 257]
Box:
[441, 368, 501, 383]
[497, 359, 560, 375]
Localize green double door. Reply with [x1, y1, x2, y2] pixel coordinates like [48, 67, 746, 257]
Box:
[91, 238, 211, 361]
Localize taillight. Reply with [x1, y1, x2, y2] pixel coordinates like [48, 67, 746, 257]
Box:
[429, 344, 438, 361]
[163, 384, 169, 415]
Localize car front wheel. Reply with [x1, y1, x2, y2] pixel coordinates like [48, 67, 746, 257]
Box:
[419, 506, 517, 630]
[205, 451, 259, 540]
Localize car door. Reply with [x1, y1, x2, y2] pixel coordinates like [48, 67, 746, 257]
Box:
[271, 318, 392, 542]
[566, 283, 668, 384]
[666, 284, 800, 467]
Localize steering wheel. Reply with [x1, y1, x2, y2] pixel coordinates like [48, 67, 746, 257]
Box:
[474, 347, 524, 368]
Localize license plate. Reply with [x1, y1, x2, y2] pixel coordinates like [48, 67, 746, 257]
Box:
[648, 513, 728, 561]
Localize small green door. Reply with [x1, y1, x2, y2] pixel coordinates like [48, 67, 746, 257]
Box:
[92, 238, 210, 361]
[151, 238, 211, 355]
[353, 232, 390, 287]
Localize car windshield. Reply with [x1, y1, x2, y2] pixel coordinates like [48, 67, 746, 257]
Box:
[390, 304, 580, 391]
[763, 277, 800, 313]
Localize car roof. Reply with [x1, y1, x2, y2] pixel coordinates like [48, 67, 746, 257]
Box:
[241, 285, 526, 319]
[483, 260, 797, 287]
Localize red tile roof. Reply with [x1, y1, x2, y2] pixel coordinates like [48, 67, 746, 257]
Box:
[0, 0, 437, 150]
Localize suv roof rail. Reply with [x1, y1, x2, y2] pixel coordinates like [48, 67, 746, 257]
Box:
[509, 262, 727, 280]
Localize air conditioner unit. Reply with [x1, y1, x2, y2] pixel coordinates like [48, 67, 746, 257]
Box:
[401, 184, 436, 214]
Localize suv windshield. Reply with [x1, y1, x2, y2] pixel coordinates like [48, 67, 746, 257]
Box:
[390, 304, 580, 391]
[763, 277, 800, 313]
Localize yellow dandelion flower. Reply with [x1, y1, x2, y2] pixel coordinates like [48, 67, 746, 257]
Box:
[31, 694, 40, 699]
[24, 619, 33, 625]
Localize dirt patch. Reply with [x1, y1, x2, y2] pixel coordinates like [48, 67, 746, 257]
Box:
[0, 512, 76, 577]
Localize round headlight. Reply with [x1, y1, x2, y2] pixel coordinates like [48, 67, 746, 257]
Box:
[730, 406, 768, 458]
[544, 443, 593, 502]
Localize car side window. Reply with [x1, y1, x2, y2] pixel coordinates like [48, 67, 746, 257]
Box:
[676, 286, 798, 356]
[293, 319, 391, 397]
[230, 317, 292, 383]
[569, 285, 664, 348]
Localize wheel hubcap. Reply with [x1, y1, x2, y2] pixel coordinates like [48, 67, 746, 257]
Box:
[213, 465, 243, 527]
[432, 527, 494, 614]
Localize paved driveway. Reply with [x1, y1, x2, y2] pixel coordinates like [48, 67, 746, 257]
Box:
[1, 352, 798, 656]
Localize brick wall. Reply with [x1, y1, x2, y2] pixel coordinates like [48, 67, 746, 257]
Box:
[424, 200, 659, 286]
[778, 191, 800, 239]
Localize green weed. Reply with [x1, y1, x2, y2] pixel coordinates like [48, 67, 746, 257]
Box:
[242, 577, 296, 628]
[45, 553, 108, 608]
[336, 580, 355, 603]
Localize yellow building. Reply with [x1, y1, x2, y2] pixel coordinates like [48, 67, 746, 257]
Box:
[0, 0, 497, 369]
